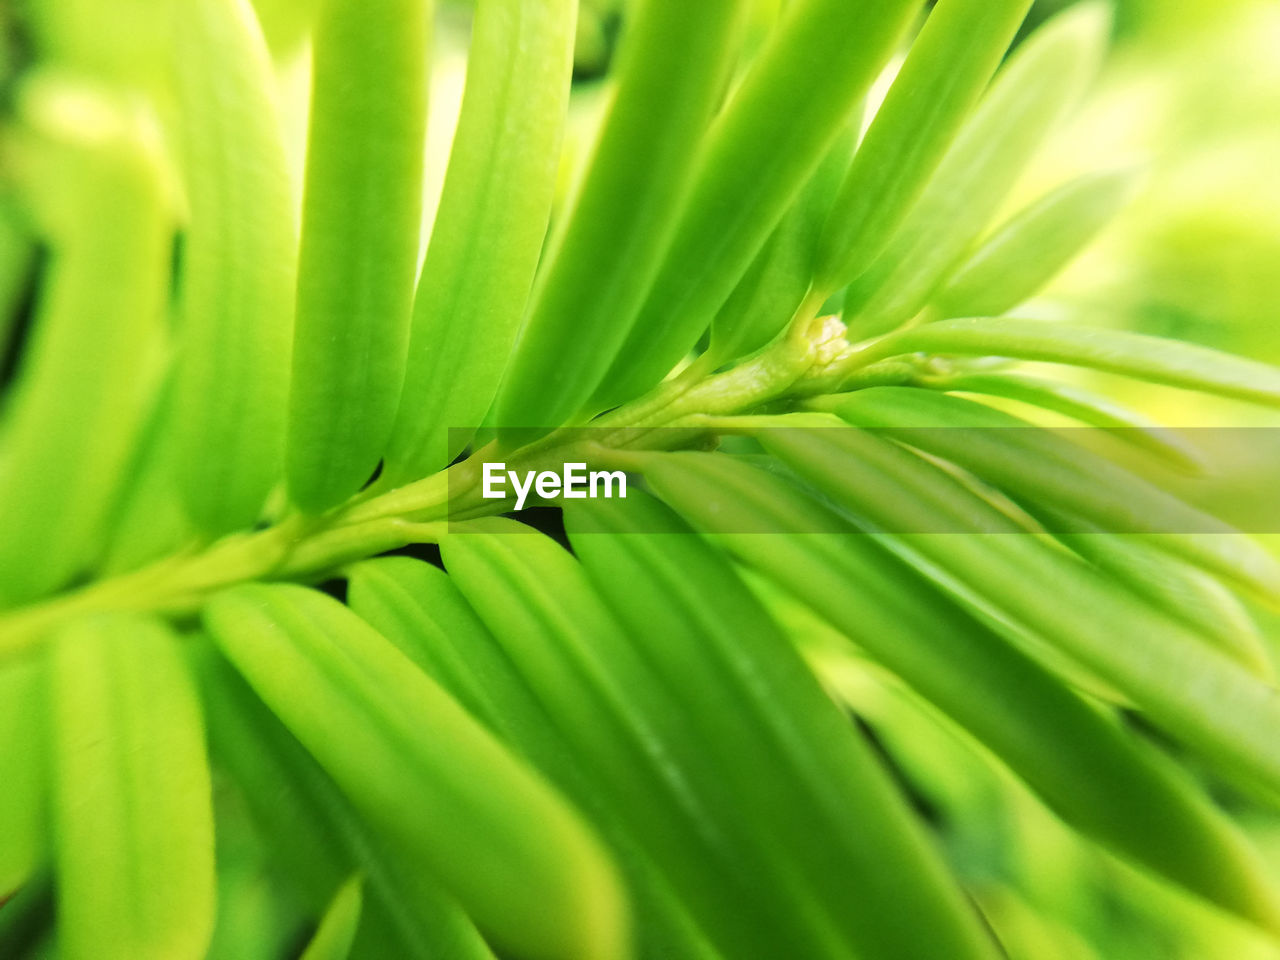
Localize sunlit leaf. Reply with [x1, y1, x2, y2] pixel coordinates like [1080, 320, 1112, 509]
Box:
[194, 638, 497, 960]
[819, 386, 1280, 602]
[169, 0, 296, 534]
[0, 74, 169, 606]
[285, 0, 429, 511]
[813, 0, 1034, 295]
[639, 450, 1280, 932]
[299, 874, 363, 960]
[565, 491, 1004, 960]
[851, 317, 1280, 407]
[841, 2, 1110, 338]
[49, 615, 216, 960]
[593, 0, 920, 407]
[932, 168, 1137, 319]
[204, 582, 627, 960]
[492, 0, 750, 439]
[348, 555, 723, 960]
[759, 423, 1280, 800]
[385, 0, 576, 482]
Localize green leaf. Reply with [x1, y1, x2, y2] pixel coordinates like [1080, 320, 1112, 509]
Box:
[916, 370, 1206, 472]
[813, 0, 1034, 295]
[932, 168, 1137, 318]
[49, 615, 216, 960]
[842, 2, 1110, 339]
[819, 387, 1280, 603]
[347, 557, 549, 734]
[285, 0, 429, 512]
[705, 123, 856, 367]
[593, 0, 920, 407]
[169, 0, 297, 534]
[756, 423, 1280, 801]
[0, 657, 47, 899]
[440, 521, 864, 959]
[638, 451, 1280, 932]
[1050, 521, 1274, 679]
[384, 0, 577, 482]
[193, 638, 497, 960]
[852, 316, 1280, 408]
[564, 492, 1003, 960]
[347, 556, 723, 960]
[300, 875, 363, 960]
[0, 74, 170, 606]
[203, 583, 627, 960]
[490, 0, 751, 439]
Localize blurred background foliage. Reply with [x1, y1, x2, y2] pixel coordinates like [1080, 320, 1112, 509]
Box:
[3, 1, 1279, 958]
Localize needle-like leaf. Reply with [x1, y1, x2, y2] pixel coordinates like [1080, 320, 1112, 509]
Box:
[347, 555, 725, 960]
[384, 0, 577, 482]
[441, 521, 861, 959]
[565, 492, 1004, 960]
[759, 423, 1280, 800]
[50, 615, 216, 960]
[639, 451, 1280, 932]
[0, 75, 169, 606]
[917, 370, 1206, 472]
[490, 0, 751, 439]
[169, 0, 296, 534]
[932, 168, 1137, 318]
[193, 639, 497, 960]
[706, 125, 856, 367]
[820, 387, 1280, 602]
[286, 0, 429, 512]
[299, 875, 363, 960]
[593, 0, 919, 407]
[813, 0, 1034, 296]
[853, 317, 1280, 407]
[204, 582, 627, 960]
[842, 2, 1110, 338]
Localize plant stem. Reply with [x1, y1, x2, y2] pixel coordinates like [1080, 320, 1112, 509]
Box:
[0, 325, 842, 655]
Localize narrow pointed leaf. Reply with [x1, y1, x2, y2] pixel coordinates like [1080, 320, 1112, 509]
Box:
[822, 387, 1280, 602]
[1052, 521, 1273, 678]
[170, 0, 296, 534]
[758, 423, 1280, 800]
[347, 556, 725, 960]
[639, 451, 1280, 932]
[203, 583, 626, 960]
[842, 2, 1110, 338]
[919, 370, 1205, 472]
[0, 75, 169, 606]
[286, 0, 429, 511]
[490, 0, 750, 438]
[300, 875, 363, 960]
[594, 0, 919, 407]
[441, 522, 859, 960]
[813, 0, 1033, 295]
[854, 317, 1280, 408]
[565, 492, 1003, 960]
[193, 640, 497, 960]
[385, 0, 576, 482]
[933, 168, 1136, 318]
[49, 615, 216, 960]
[706, 124, 856, 367]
